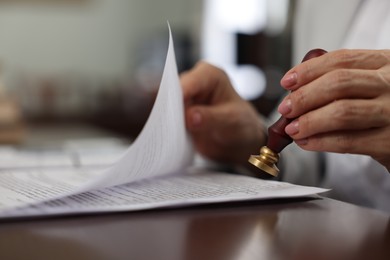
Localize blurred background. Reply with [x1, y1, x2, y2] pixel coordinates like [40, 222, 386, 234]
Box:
[0, 0, 294, 144]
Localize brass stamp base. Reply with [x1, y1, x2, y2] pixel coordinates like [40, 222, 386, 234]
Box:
[248, 146, 279, 177]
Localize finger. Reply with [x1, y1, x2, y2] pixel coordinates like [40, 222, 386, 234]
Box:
[180, 61, 237, 104]
[185, 104, 240, 161]
[281, 49, 390, 90]
[285, 99, 389, 140]
[278, 69, 388, 118]
[186, 102, 262, 143]
[187, 103, 265, 164]
[294, 127, 390, 159]
[185, 104, 234, 134]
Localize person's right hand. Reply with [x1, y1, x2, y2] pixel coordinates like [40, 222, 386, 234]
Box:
[180, 62, 266, 166]
[278, 49, 390, 171]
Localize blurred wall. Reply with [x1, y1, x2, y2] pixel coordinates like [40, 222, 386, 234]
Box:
[0, 0, 202, 81]
[0, 0, 202, 128]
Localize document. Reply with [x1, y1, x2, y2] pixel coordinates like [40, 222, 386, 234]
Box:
[0, 26, 328, 219]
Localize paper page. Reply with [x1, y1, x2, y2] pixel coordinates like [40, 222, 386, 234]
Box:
[0, 167, 103, 210]
[84, 25, 194, 189]
[0, 25, 193, 211]
[0, 170, 328, 219]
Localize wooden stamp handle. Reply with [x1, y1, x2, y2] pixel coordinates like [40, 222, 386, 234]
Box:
[266, 48, 327, 153]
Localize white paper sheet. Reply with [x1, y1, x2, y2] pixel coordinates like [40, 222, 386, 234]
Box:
[85, 25, 194, 189]
[0, 170, 327, 218]
[0, 26, 328, 219]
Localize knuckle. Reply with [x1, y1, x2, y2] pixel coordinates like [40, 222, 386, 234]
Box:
[334, 135, 355, 153]
[310, 134, 355, 154]
[196, 60, 211, 69]
[325, 70, 353, 97]
[291, 88, 307, 111]
[375, 50, 390, 67]
[331, 49, 359, 67]
[209, 66, 230, 85]
[332, 100, 357, 125]
[377, 67, 390, 87]
[368, 102, 388, 125]
[194, 61, 210, 72]
[299, 62, 315, 81]
[197, 61, 227, 78]
[381, 49, 390, 59]
[329, 69, 352, 86]
[371, 102, 385, 116]
[298, 115, 312, 134]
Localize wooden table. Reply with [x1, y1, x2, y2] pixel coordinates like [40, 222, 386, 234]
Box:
[1, 123, 388, 259]
[0, 197, 388, 260]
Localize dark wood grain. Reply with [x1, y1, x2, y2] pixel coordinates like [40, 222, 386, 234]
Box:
[0, 198, 388, 260]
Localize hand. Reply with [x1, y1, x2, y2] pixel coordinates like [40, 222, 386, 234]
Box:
[180, 62, 266, 166]
[278, 49, 390, 171]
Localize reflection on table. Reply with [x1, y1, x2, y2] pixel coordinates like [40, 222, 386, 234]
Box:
[0, 198, 389, 260]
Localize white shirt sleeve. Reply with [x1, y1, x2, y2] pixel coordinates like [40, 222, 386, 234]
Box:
[288, 0, 390, 213]
[324, 153, 390, 212]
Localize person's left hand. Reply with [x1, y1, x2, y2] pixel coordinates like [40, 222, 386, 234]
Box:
[277, 49, 390, 171]
[180, 62, 266, 166]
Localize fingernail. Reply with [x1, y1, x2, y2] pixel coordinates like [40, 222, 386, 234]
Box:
[285, 120, 299, 135]
[278, 98, 292, 115]
[191, 111, 202, 127]
[281, 72, 297, 89]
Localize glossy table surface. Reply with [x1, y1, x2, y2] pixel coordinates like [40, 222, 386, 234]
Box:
[0, 197, 389, 260]
[1, 123, 389, 259]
